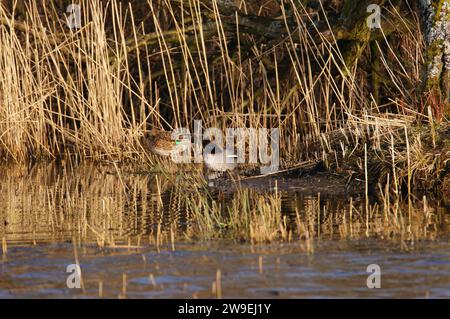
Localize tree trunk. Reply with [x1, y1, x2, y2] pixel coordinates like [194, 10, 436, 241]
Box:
[420, 0, 450, 119]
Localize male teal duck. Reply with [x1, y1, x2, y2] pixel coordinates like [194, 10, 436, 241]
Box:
[204, 142, 237, 172]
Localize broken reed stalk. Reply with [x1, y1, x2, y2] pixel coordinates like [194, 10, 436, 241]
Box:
[215, 269, 222, 299]
[72, 236, 85, 292]
[1, 236, 6, 255]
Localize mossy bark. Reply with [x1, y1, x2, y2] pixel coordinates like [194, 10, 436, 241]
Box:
[420, 0, 450, 119]
[371, 41, 380, 104]
[339, 0, 386, 71]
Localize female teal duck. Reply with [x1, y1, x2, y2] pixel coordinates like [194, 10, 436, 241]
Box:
[142, 128, 190, 157]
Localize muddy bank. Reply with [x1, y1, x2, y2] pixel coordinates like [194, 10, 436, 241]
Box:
[209, 165, 366, 197]
[209, 121, 449, 199]
[227, 122, 450, 199]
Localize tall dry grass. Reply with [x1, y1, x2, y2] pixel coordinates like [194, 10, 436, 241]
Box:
[0, 0, 427, 162]
[0, 0, 146, 161]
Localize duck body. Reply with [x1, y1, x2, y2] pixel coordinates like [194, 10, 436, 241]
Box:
[204, 143, 237, 172]
[143, 128, 190, 157]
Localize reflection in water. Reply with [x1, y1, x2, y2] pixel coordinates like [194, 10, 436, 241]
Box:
[0, 162, 449, 298]
[0, 162, 197, 244]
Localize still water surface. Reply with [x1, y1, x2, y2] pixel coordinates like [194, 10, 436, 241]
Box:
[0, 163, 449, 298]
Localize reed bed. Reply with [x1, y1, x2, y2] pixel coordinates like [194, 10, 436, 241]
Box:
[1, 163, 447, 249]
[0, 0, 444, 194]
[185, 186, 449, 244]
[0, 1, 447, 251]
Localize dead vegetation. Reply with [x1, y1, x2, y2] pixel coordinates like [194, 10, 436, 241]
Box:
[0, 0, 448, 194]
[1, 162, 448, 247]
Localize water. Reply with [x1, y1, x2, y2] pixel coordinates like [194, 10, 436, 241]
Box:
[0, 162, 449, 298]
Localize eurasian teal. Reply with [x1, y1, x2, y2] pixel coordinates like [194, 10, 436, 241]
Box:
[204, 142, 237, 172]
[142, 128, 190, 157]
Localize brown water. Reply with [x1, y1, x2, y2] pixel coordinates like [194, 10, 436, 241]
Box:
[0, 162, 449, 298]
